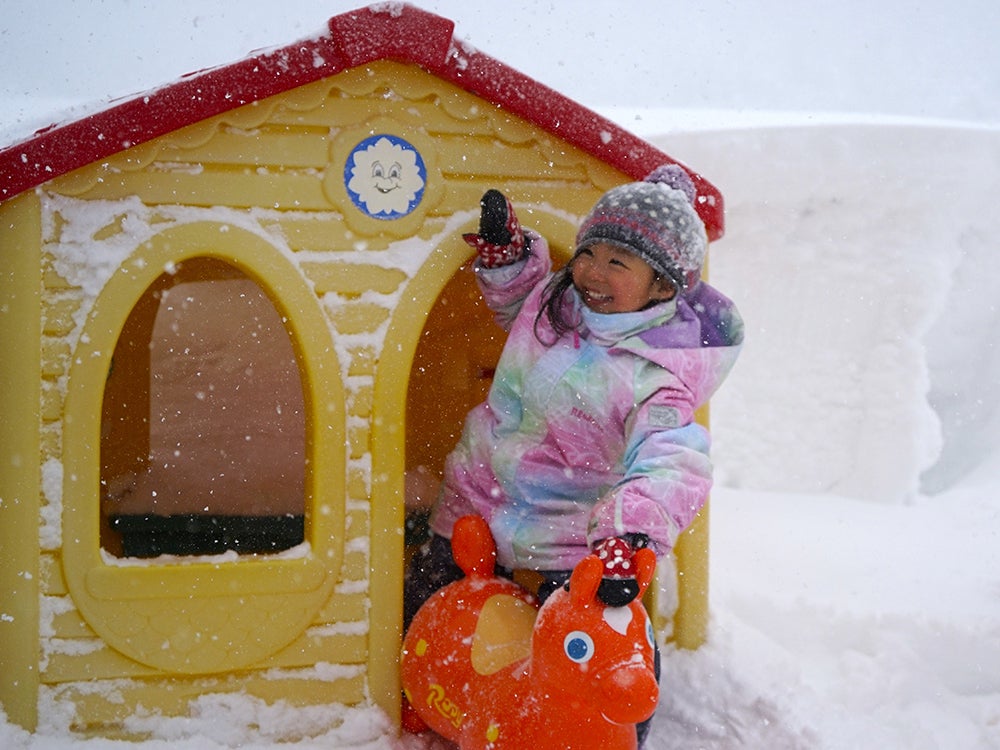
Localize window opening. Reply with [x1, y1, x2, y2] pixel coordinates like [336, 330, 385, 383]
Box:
[101, 258, 306, 558]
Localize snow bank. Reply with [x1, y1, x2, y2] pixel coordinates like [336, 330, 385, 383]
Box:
[645, 122, 1000, 502]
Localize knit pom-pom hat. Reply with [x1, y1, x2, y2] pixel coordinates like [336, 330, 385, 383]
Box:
[575, 164, 708, 290]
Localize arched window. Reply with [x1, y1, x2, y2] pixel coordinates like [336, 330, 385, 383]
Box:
[61, 224, 344, 674]
[100, 258, 306, 557]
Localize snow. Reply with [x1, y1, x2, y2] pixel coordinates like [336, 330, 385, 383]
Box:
[3, 2, 1000, 749]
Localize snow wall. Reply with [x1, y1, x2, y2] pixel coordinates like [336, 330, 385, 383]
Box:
[647, 123, 1000, 503]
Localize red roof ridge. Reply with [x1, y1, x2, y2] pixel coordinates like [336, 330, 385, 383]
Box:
[0, 3, 723, 238]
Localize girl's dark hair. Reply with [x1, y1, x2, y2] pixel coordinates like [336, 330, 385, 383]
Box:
[533, 265, 577, 344]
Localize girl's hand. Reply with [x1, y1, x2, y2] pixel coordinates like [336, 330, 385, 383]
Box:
[592, 534, 652, 607]
[463, 189, 526, 268]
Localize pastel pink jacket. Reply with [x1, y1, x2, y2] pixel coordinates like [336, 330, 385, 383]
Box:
[429, 232, 743, 570]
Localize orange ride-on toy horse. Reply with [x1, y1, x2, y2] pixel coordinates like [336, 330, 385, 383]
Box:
[401, 515, 659, 750]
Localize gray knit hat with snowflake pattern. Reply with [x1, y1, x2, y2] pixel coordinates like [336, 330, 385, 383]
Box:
[575, 164, 708, 290]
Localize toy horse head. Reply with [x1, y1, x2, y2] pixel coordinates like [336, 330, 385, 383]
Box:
[401, 515, 659, 750]
[531, 549, 660, 727]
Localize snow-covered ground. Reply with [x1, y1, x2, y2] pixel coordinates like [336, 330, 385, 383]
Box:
[648, 121, 1000, 749]
[3, 2, 1000, 748]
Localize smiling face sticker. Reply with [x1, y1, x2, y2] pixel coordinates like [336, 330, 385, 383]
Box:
[344, 134, 426, 219]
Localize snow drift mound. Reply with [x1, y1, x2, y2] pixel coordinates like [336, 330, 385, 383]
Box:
[648, 122, 1000, 502]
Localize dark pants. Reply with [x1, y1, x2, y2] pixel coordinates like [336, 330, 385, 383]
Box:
[403, 532, 660, 747]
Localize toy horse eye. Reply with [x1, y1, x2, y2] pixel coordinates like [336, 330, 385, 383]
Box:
[564, 631, 595, 663]
[646, 617, 655, 647]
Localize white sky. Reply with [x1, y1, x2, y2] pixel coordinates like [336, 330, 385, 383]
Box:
[2, 0, 999, 141]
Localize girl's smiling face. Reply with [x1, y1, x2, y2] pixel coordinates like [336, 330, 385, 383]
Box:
[571, 242, 676, 314]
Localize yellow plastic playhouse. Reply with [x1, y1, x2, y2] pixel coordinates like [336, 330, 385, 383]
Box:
[0, 3, 726, 737]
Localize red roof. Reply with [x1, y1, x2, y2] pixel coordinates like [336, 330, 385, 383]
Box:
[0, 3, 723, 239]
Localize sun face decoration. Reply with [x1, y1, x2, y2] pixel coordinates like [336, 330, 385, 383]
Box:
[344, 134, 426, 219]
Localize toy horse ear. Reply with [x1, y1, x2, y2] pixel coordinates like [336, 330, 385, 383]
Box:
[451, 515, 498, 578]
[568, 555, 604, 606]
[634, 547, 657, 598]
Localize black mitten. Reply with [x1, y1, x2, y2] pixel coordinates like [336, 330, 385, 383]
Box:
[462, 189, 526, 268]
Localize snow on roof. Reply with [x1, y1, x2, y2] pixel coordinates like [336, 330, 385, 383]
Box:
[0, 3, 723, 239]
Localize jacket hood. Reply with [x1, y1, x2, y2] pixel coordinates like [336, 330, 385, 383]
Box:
[606, 281, 744, 409]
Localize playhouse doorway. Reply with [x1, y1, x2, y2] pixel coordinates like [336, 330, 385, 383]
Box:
[404, 263, 507, 546]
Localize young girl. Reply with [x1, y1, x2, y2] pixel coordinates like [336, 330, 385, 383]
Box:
[405, 163, 743, 622]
